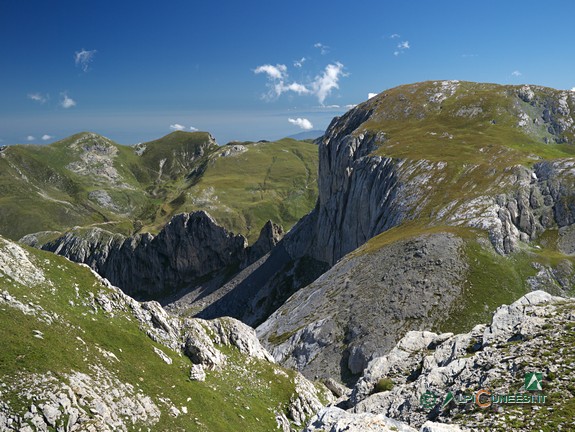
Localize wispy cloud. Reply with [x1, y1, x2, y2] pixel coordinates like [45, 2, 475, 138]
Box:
[314, 42, 329, 55]
[288, 117, 313, 130]
[394, 40, 411, 56]
[368, 92, 378, 99]
[41, 134, 54, 141]
[26, 135, 35, 141]
[345, 104, 358, 110]
[294, 57, 306, 68]
[390, 33, 400, 39]
[254, 63, 310, 99]
[512, 70, 522, 77]
[27, 92, 48, 104]
[60, 92, 76, 109]
[254, 64, 287, 80]
[169, 124, 186, 131]
[311, 62, 346, 105]
[254, 60, 347, 105]
[189, 126, 198, 132]
[75, 48, 97, 72]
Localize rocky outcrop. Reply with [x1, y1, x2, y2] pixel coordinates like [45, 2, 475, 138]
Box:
[322, 291, 575, 431]
[448, 160, 575, 254]
[245, 220, 284, 265]
[257, 232, 468, 382]
[26, 212, 283, 301]
[305, 406, 419, 432]
[304, 407, 468, 432]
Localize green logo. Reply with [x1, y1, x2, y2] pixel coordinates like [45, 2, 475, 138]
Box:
[525, 373, 543, 391]
[442, 391, 454, 408]
[420, 390, 438, 409]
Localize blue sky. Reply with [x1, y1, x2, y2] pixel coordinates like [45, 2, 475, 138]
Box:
[2, 0, 575, 145]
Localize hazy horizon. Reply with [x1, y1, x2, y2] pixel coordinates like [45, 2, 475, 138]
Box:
[2, 0, 575, 145]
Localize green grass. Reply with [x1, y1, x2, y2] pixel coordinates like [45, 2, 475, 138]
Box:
[436, 241, 535, 334]
[156, 138, 319, 242]
[0, 240, 315, 431]
[0, 132, 318, 243]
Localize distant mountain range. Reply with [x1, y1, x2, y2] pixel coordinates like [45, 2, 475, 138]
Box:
[286, 130, 325, 141]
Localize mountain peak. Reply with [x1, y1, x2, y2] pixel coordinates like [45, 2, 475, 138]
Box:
[326, 80, 575, 166]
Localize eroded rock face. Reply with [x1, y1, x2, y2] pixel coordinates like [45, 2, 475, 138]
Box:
[257, 232, 468, 382]
[31, 212, 286, 300]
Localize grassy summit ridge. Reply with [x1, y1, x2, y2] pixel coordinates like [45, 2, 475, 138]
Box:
[0, 131, 318, 242]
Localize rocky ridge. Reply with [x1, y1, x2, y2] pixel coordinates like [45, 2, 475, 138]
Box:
[0, 236, 330, 431]
[310, 291, 575, 431]
[303, 291, 575, 431]
[22, 211, 283, 300]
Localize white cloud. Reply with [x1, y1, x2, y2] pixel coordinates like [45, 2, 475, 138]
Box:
[323, 104, 340, 109]
[41, 134, 53, 141]
[28, 93, 48, 104]
[254, 63, 310, 99]
[26, 135, 36, 141]
[60, 93, 76, 109]
[288, 117, 314, 130]
[512, 70, 522, 77]
[311, 62, 345, 105]
[254, 61, 347, 104]
[390, 33, 401, 39]
[254, 64, 287, 80]
[294, 57, 306, 68]
[190, 126, 198, 132]
[345, 104, 358, 110]
[284, 82, 310, 94]
[314, 42, 329, 55]
[170, 124, 186, 131]
[368, 92, 378, 99]
[394, 40, 411, 56]
[75, 49, 97, 72]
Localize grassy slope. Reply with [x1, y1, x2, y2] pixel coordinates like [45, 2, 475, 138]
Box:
[0, 237, 318, 431]
[357, 82, 575, 221]
[0, 132, 318, 243]
[176, 139, 318, 243]
[342, 82, 575, 333]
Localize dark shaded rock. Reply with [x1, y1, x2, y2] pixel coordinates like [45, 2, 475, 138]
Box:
[39, 211, 248, 300]
[245, 220, 284, 266]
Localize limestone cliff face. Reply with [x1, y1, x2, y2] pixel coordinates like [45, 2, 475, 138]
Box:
[253, 81, 575, 386]
[293, 81, 575, 262]
[198, 82, 575, 327]
[31, 212, 281, 300]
